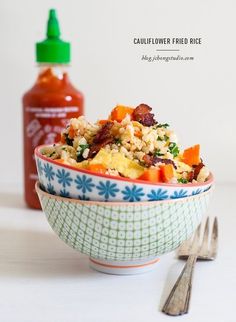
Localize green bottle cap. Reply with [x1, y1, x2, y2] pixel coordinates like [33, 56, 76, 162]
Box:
[36, 9, 70, 63]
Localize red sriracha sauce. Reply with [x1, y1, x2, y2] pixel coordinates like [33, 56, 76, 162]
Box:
[23, 9, 84, 209]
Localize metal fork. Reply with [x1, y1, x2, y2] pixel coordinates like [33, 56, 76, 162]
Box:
[162, 216, 218, 316]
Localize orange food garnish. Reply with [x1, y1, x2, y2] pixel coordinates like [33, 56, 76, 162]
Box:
[55, 159, 65, 164]
[134, 130, 142, 138]
[138, 168, 161, 183]
[182, 144, 200, 166]
[99, 119, 110, 125]
[160, 164, 174, 183]
[87, 164, 107, 174]
[110, 105, 134, 122]
[68, 127, 75, 138]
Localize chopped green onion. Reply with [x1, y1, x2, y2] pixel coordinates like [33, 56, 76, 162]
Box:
[168, 142, 179, 157]
[156, 123, 169, 128]
[157, 135, 169, 141]
[178, 178, 188, 184]
[65, 134, 73, 146]
[77, 144, 90, 161]
[164, 135, 169, 141]
[154, 149, 165, 157]
[49, 151, 56, 157]
[115, 138, 122, 145]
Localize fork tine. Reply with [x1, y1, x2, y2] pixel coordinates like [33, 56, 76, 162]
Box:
[196, 223, 201, 238]
[199, 217, 210, 254]
[190, 223, 201, 253]
[177, 222, 201, 258]
[177, 237, 192, 256]
[209, 217, 218, 259]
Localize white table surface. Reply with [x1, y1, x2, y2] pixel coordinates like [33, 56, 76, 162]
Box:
[0, 183, 235, 322]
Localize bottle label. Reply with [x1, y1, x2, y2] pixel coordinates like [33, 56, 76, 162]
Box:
[24, 105, 80, 181]
[25, 106, 79, 146]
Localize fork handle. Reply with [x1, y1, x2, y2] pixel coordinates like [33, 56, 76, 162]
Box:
[162, 254, 197, 316]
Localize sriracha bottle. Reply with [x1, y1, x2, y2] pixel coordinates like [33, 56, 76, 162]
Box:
[23, 9, 84, 209]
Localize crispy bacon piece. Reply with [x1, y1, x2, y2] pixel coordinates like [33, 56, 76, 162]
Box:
[93, 122, 113, 143]
[187, 171, 194, 182]
[134, 104, 151, 114]
[88, 138, 114, 157]
[186, 162, 204, 182]
[193, 162, 205, 180]
[88, 122, 114, 158]
[143, 154, 177, 169]
[133, 104, 157, 126]
[143, 154, 154, 166]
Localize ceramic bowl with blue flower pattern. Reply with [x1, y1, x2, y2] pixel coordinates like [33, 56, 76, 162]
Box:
[35, 145, 214, 202]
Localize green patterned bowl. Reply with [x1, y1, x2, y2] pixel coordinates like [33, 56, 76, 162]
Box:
[36, 182, 212, 275]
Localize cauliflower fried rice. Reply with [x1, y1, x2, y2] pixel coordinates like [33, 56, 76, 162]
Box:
[42, 104, 210, 184]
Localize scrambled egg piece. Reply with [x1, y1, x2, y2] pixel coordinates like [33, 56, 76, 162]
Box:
[90, 149, 144, 179]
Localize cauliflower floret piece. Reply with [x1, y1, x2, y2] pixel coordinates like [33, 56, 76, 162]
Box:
[82, 148, 89, 159]
[197, 166, 210, 182]
[168, 131, 178, 144]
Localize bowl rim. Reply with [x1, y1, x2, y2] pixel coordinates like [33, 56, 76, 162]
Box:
[35, 144, 214, 188]
[35, 181, 213, 206]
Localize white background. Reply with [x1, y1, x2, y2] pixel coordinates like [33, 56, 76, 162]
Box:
[0, 0, 236, 185]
